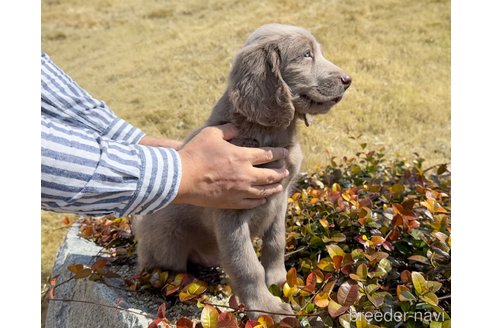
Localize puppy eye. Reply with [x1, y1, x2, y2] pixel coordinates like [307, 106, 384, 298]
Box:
[303, 49, 313, 58]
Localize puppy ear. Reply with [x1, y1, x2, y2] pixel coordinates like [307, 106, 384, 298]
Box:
[228, 42, 295, 128]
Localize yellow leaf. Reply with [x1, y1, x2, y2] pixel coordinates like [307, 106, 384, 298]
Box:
[201, 305, 219, 328]
[286, 267, 297, 287]
[257, 315, 274, 328]
[319, 218, 329, 229]
[370, 236, 385, 246]
[283, 282, 297, 298]
[313, 291, 330, 308]
[179, 279, 208, 302]
[420, 292, 439, 306]
[411, 272, 428, 295]
[327, 244, 345, 259]
[328, 299, 349, 318]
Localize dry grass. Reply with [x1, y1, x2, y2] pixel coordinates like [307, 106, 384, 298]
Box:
[41, 0, 450, 292]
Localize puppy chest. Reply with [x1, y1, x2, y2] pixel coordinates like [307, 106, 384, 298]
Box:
[247, 196, 284, 238]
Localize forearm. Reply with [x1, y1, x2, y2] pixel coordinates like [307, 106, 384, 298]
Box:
[41, 116, 181, 216]
[41, 52, 145, 143]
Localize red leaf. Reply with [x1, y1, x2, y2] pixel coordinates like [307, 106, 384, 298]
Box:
[279, 317, 301, 328]
[157, 302, 167, 319]
[176, 317, 194, 328]
[380, 241, 391, 251]
[91, 258, 108, 271]
[327, 299, 349, 318]
[332, 255, 342, 270]
[245, 320, 259, 328]
[400, 270, 412, 284]
[337, 281, 359, 306]
[148, 319, 161, 328]
[407, 220, 420, 229]
[218, 312, 239, 328]
[303, 272, 316, 293]
[63, 216, 71, 225]
[49, 287, 55, 299]
[228, 294, 243, 311]
[286, 267, 298, 287]
[67, 264, 84, 273]
[388, 227, 401, 241]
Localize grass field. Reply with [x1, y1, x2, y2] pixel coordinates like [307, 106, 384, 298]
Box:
[41, 0, 450, 296]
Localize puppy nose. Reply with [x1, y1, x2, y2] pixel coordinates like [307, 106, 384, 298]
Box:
[340, 74, 352, 89]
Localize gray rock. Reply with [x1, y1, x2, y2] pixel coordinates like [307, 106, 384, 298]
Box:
[45, 223, 154, 328]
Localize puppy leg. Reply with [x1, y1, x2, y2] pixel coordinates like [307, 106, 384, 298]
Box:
[216, 213, 293, 320]
[136, 221, 189, 273]
[261, 198, 288, 287]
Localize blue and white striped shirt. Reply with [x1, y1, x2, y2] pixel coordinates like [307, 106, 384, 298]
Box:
[41, 52, 181, 217]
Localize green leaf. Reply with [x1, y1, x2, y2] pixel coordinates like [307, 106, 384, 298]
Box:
[268, 284, 282, 297]
[430, 322, 442, 328]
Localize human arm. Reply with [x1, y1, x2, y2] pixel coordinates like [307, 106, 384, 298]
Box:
[138, 135, 183, 149]
[42, 116, 288, 215]
[41, 52, 145, 143]
[41, 114, 181, 217]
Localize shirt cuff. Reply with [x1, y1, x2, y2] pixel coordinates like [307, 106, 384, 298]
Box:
[103, 117, 146, 144]
[121, 145, 182, 216]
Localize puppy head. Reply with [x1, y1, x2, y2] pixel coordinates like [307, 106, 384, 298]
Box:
[228, 24, 351, 128]
[228, 39, 295, 128]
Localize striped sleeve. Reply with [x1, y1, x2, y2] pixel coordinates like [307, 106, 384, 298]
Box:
[41, 52, 145, 144]
[41, 115, 182, 216]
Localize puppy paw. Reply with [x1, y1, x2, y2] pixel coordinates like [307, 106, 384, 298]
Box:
[246, 295, 294, 322]
[265, 266, 287, 287]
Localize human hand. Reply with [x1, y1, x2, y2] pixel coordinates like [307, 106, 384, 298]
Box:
[138, 135, 183, 149]
[174, 123, 289, 209]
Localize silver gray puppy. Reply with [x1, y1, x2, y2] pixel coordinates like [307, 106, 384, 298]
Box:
[134, 23, 351, 320]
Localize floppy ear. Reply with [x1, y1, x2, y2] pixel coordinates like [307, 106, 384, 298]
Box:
[228, 42, 295, 128]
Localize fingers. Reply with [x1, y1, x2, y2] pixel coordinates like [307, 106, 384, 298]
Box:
[251, 166, 290, 186]
[248, 183, 284, 198]
[210, 123, 240, 141]
[246, 146, 289, 165]
[235, 183, 285, 209]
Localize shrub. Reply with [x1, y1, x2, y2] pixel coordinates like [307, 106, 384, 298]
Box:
[281, 146, 450, 327]
[53, 146, 451, 328]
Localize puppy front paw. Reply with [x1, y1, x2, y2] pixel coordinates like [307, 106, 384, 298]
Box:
[265, 266, 287, 287]
[246, 294, 294, 322]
